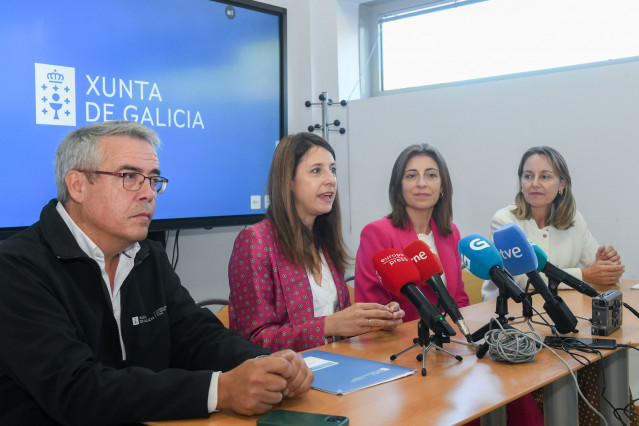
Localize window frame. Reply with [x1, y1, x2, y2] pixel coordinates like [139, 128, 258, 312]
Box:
[359, 0, 639, 97]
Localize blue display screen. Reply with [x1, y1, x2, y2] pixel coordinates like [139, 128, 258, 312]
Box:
[0, 0, 284, 233]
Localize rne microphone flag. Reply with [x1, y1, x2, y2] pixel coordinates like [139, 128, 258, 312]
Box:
[404, 240, 473, 343]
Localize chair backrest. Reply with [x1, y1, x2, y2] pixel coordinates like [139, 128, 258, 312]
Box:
[345, 274, 355, 304]
[196, 298, 230, 328]
[215, 306, 230, 328]
[461, 270, 484, 305]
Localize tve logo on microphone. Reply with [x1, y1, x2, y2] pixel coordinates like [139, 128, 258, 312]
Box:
[499, 246, 523, 260]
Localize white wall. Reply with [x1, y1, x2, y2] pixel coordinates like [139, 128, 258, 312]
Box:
[344, 60, 639, 280]
[172, 0, 639, 304]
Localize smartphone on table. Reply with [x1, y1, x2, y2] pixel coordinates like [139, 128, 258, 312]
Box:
[257, 409, 349, 426]
[543, 335, 617, 349]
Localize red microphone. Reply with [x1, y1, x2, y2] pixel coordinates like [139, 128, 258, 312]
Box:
[404, 240, 473, 343]
[404, 240, 443, 277]
[372, 249, 419, 296]
[373, 249, 455, 336]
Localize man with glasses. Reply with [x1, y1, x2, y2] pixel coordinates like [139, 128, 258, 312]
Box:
[0, 121, 313, 425]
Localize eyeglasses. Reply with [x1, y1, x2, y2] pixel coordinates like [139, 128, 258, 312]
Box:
[77, 170, 169, 194]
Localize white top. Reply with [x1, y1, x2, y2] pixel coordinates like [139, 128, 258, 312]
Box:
[481, 205, 599, 301]
[417, 232, 448, 288]
[56, 202, 138, 360]
[309, 252, 339, 317]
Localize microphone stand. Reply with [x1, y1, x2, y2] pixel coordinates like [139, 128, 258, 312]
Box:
[435, 301, 479, 350]
[390, 319, 463, 376]
[473, 291, 511, 333]
[547, 277, 590, 322]
[509, 279, 579, 334]
[470, 291, 521, 358]
[547, 277, 560, 297]
[509, 288, 556, 333]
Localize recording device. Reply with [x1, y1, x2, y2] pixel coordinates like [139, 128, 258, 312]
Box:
[493, 223, 578, 334]
[457, 234, 526, 303]
[532, 244, 599, 297]
[372, 249, 456, 336]
[591, 290, 623, 336]
[404, 240, 473, 344]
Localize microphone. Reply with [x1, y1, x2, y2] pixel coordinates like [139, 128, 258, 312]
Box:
[457, 235, 526, 303]
[404, 240, 473, 344]
[532, 244, 599, 297]
[372, 249, 456, 336]
[493, 223, 578, 334]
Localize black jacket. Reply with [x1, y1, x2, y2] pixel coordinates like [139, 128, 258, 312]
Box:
[0, 199, 269, 425]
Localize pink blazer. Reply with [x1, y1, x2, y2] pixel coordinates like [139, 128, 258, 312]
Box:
[355, 217, 469, 322]
[228, 219, 351, 352]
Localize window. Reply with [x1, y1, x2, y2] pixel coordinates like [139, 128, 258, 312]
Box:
[360, 0, 639, 95]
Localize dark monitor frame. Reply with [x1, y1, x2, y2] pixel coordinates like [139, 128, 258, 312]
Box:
[149, 0, 287, 234]
[0, 0, 287, 240]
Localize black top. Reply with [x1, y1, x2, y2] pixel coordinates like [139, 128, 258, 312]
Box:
[0, 199, 269, 425]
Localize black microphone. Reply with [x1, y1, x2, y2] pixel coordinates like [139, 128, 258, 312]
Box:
[494, 224, 578, 334]
[532, 244, 599, 297]
[373, 249, 456, 337]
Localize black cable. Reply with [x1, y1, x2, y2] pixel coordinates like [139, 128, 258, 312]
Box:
[529, 304, 560, 334]
[623, 302, 639, 319]
[171, 229, 180, 270]
[534, 337, 607, 423]
[616, 398, 639, 424]
[597, 351, 627, 426]
[550, 340, 639, 425]
[617, 344, 639, 351]
[551, 336, 598, 366]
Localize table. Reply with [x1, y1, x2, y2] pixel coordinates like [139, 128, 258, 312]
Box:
[147, 280, 639, 426]
[463, 279, 639, 425]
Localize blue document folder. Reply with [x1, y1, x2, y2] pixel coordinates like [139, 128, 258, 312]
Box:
[302, 350, 415, 395]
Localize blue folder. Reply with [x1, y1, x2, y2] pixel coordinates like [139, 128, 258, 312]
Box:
[302, 350, 415, 395]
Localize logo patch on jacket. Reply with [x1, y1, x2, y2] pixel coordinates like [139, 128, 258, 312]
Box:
[131, 306, 167, 326]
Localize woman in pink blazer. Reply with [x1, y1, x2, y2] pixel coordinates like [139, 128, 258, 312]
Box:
[228, 132, 404, 352]
[355, 144, 469, 319]
[355, 144, 543, 426]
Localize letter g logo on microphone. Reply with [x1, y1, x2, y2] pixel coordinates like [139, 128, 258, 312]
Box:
[470, 238, 490, 250]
